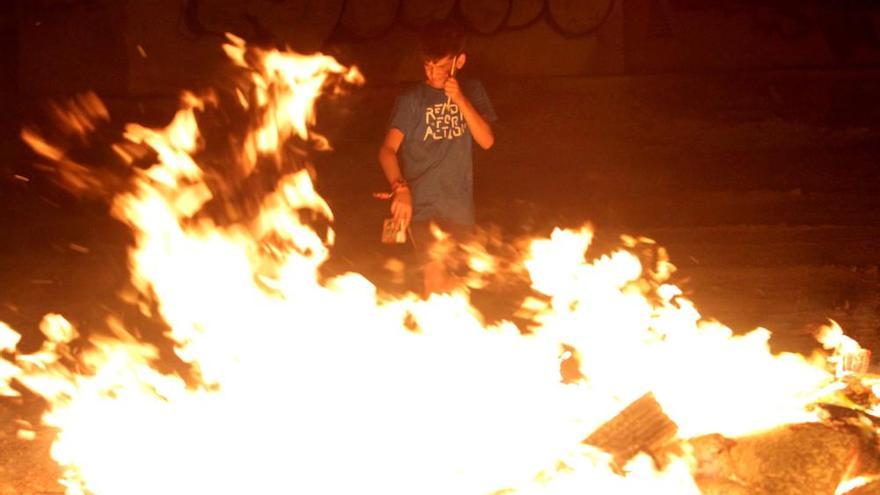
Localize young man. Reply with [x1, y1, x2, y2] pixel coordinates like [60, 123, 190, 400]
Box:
[377, 21, 497, 295]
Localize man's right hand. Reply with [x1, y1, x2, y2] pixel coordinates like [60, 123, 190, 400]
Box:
[391, 188, 412, 230]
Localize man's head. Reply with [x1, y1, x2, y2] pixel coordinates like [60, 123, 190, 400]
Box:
[418, 21, 466, 89]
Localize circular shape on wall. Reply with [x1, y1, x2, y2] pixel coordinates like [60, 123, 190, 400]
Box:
[458, 0, 511, 35]
[181, 0, 343, 48]
[506, 0, 545, 29]
[296, 0, 346, 45]
[339, 0, 400, 38]
[546, 0, 615, 37]
[400, 0, 456, 28]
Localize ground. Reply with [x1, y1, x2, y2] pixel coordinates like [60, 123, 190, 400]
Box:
[0, 68, 879, 493]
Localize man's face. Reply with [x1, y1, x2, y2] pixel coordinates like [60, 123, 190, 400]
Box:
[423, 55, 457, 89]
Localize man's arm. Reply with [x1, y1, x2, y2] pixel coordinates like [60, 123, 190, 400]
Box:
[445, 78, 494, 149]
[378, 128, 412, 227]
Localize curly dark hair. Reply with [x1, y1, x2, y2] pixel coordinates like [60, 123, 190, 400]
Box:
[417, 20, 466, 61]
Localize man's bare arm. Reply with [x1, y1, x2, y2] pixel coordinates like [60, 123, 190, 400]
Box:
[378, 128, 412, 227]
[457, 97, 494, 149]
[378, 128, 405, 183]
[445, 79, 494, 149]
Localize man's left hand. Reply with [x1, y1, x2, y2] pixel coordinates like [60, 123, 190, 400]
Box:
[444, 77, 464, 105]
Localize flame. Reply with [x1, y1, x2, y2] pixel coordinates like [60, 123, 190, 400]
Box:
[520, 228, 832, 438]
[223, 33, 364, 175]
[1, 36, 873, 494]
[818, 320, 872, 378]
[837, 475, 880, 494]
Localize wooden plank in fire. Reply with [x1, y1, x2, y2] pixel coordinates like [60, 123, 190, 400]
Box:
[583, 392, 679, 468]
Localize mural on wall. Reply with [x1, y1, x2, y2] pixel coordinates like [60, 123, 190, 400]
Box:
[181, 0, 344, 50]
[14, 0, 880, 95]
[13, 0, 624, 94]
[181, 0, 617, 43]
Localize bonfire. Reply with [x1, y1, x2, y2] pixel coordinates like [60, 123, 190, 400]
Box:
[2, 34, 880, 495]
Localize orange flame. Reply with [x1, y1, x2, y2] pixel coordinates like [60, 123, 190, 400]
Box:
[1, 36, 871, 495]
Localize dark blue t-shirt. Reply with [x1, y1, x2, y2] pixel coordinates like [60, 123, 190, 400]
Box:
[389, 79, 497, 225]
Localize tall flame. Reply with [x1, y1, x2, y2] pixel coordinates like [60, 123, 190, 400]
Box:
[2, 35, 868, 495]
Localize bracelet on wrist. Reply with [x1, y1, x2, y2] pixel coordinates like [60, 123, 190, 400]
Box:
[391, 179, 409, 194]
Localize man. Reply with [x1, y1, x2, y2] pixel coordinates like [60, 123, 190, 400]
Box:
[378, 21, 497, 295]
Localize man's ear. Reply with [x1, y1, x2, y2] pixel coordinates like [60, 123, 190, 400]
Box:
[455, 53, 467, 71]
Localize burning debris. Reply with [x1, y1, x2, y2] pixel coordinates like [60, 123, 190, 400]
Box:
[2, 35, 880, 495]
[583, 392, 678, 471]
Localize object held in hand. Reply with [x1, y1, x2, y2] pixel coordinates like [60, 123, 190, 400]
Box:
[382, 218, 407, 244]
[445, 55, 458, 106]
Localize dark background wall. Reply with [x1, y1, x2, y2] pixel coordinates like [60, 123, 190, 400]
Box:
[7, 0, 880, 98]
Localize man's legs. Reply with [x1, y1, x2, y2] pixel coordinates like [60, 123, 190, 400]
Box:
[410, 220, 474, 296]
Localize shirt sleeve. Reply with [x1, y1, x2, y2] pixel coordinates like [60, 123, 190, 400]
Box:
[464, 80, 498, 123]
[388, 92, 418, 137]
